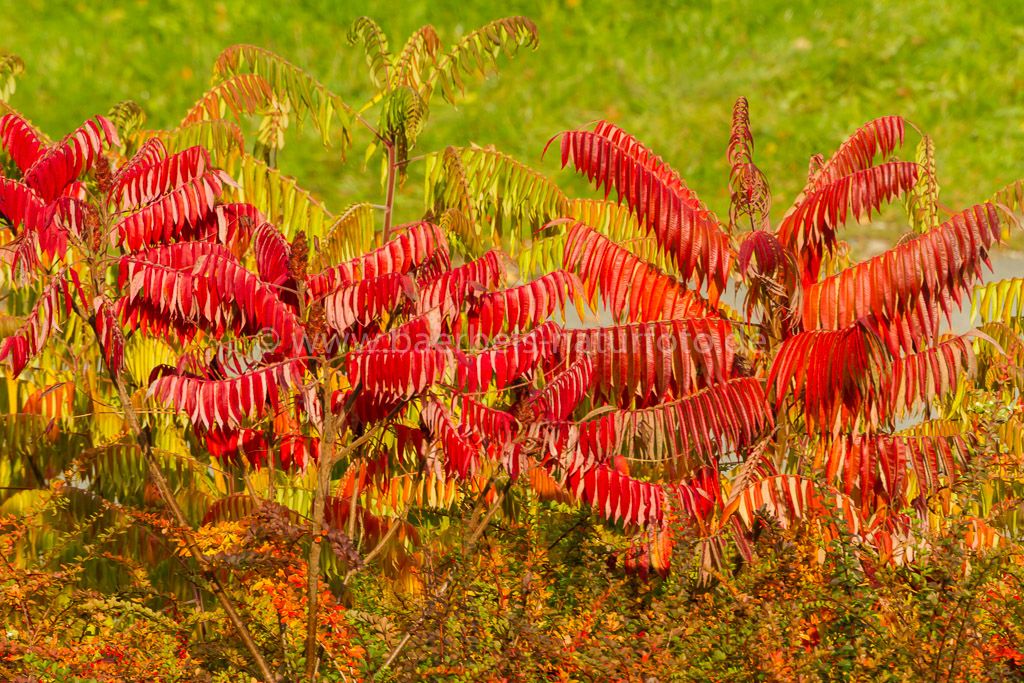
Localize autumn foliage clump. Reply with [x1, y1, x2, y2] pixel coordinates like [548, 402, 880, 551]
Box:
[2, 17, 1024, 681]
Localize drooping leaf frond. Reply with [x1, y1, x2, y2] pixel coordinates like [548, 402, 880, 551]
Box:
[279, 433, 320, 469]
[432, 147, 475, 219]
[561, 318, 736, 408]
[975, 321, 1024, 393]
[78, 444, 215, 508]
[514, 233, 568, 282]
[147, 119, 246, 168]
[964, 517, 1004, 552]
[721, 474, 859, 534]
[562, 463, 667, 528]
[351, 219, 449, 280]
[421, 399, 483, 479]
[323, 272, 416, 334]
[362, 311, 443, 352]
[567, 198, 679, 275]
[462, 269, 582, 342]
[430, 17, 539, 104]
[0, 113, 45, 173]
[346, 346, 453, 401]
[768, 322, 891, 435]
[460, 395, 518, 458]
[213, 44, 353, 150]
[424, 144, 568, 252]
[111, 145, 210, 210]
[0, 271, 73, 376]
[779, 161, 919, 283]
[737, 229, 787, 279]
[522, 353, 594, 421]
[23, 116, 119, 201]
[416, 249, 504, 320]
[866, 297, 951, 357]
[972, 277, 1024, 331]
[553, 121, 732, 302]
[204, 426, 270, 467]
[188, 251, 305, 354]
[179, 74, 275, 127]
[802, 204, 1003, 334]
[727, 96, 770, 232]
[106, 100, 147, 142]
[434, 207, 487, 262]
[516, 198, 681, 280]
[806, 116, 906, 192]
[562, 221, 715, 322]
[118, 136, 164, 179]
[119, 244, 304, 352]
[193, 202, 263, 249]
[391, 25, 442, 92]
[115, 169, 226, 251]
[226, 153, 334, 239]
[990, 178, 1024, 240]
[0, 52, 24, 101]
[996, 417, 1024, 458]
[623, 522, 676, 578]
[991, 177, 1024, 212]
[888, 335, 975, 418]
[348, 17, 393, 89]
[362, 471, 461, 515]
[454, 321, 560, 392]
[149, 359, 306, 430]
[0, 177, 51, 234]
[823, 433, 968, 504]
[308, 221, 448, 299]
[122, 333, 176, 389]
[569, 377, 771, 473]
[252, 221, 292, 288]
[311, 203, 376, 270]
[897, 419, 964, 438]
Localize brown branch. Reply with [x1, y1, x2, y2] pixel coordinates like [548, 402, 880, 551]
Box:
[110, 376, 275, 683]
[304, 398, 338, 680]
[383, 141, 397, 240]
[341, 518, 401, 586]
[304, 385, 385, 680]
[77, 205, 275, 682]
[374, 479, 507, 677]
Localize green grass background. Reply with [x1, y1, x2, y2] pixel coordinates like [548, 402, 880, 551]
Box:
[2, 0, 1023, 247]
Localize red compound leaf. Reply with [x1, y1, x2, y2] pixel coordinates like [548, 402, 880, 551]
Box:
[551, 121, 731, 303]
[415, 249, 504, 320]
[454, 321, 562, 392]
[521, 353, 594, 421]
[0, 271, 74, 376]
[346, 347, 453, 400]
[323, 272, 417, 334]
[0, 113, 45, 173]
[562, 318, 735, 408]
[463, 269, 581, 342]
[802, 204, 1003, 334]
[23, 116, 119, 201]
[148, 359, 306, 430]
[421, 399, 483, 479]
[307, 221, 449, 299]
[562, 222, 715, 322]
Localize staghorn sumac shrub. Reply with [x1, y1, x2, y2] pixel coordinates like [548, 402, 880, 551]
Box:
[1, 13, 1023, 683]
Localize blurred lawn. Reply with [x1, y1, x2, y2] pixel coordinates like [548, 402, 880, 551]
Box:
[2, 0, 1024, 249]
